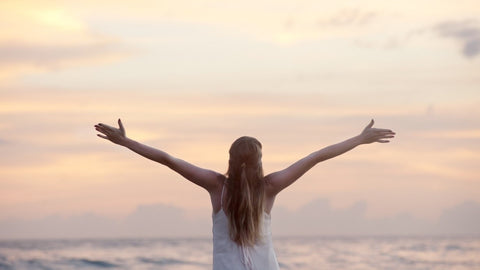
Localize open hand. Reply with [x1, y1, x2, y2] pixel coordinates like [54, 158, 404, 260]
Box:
[95, 118, 127, 145]
[360, 119, 395, 144]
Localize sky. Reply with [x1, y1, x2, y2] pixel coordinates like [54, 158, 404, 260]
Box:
[1, 0, 479, 238]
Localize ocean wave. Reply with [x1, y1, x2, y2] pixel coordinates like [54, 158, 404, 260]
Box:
[16, 259, 52, 270]
[444, 244, 465, 251]
[137, 256, 208, 266]
[68, 258, 118, 268]
[0, 261, 13, 270]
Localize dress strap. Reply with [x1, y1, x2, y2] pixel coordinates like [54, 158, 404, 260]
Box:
[220, 180, 226, 208]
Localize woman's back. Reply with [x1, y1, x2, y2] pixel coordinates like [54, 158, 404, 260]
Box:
[212, 183, 279, 270]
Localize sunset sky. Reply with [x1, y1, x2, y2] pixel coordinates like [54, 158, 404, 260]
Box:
[1, 0, 479, 237]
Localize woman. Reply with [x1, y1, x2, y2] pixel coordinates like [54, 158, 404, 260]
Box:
[94, 119, 395, 269]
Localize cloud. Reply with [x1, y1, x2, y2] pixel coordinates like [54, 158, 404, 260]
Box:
[1, 199, 479, 239]
[0, 41, 126, 69]
[54, 1, 386, 46]
[319, 8, 377, 27]
[272, 199, 431, 236]
[0, 2, 130, 82]
[0, 204, 210, 239]
[437, 201, 480, 234]
[122, 204, 210, 237]
[434, 19, 480, 58]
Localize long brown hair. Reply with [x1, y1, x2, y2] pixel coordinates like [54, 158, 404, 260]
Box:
[225, 136, 265, 247]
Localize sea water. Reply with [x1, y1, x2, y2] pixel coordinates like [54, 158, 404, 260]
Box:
[0, 236, 479, 270]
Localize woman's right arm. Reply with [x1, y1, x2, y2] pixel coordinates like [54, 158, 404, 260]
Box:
[264, 119, 395, 196]
[95, 119, 222, 192]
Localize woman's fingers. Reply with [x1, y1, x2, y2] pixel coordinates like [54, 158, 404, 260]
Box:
[368, 119, 374, 128]
[360, 120, 395, 144]
[95, 120, 125, 143]
[376, 133, 395, 138]
[363, 119, 374, 131]
[94, 125, 104, 133]
[98, 123, 115, 131]
[118, 119, 125, 135]
[373, 128, 395, 133]
[95, 125, 108, 134]
[95, 124, 114, 138]
[96, 123, 116, 134]
[374, 129, 395, 137]
[379, 133, 394, 138]
[374, 134, 395, 143]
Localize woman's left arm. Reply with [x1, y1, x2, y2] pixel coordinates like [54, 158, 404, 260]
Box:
[264, 119, 395, 196]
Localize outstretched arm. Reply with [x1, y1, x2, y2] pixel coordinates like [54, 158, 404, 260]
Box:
[94, 119, 222, 191]
[264, 119, 395, 196]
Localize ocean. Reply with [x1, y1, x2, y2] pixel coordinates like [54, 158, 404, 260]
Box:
[0, 236, 479, 270]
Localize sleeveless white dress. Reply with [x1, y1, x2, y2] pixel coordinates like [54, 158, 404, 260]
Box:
[212, 185, 280, 270]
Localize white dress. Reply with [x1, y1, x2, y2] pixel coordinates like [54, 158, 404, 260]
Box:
[212, 185, 280, 270]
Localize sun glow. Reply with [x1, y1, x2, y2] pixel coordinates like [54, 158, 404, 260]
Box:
[32, 8, 85, 31]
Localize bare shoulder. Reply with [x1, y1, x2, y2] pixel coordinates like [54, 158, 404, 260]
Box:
[210, 173, 227, 194]
[209, 174, 227, 212]
[263, 173, 282, 197]
[263, 176, 278, 212]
